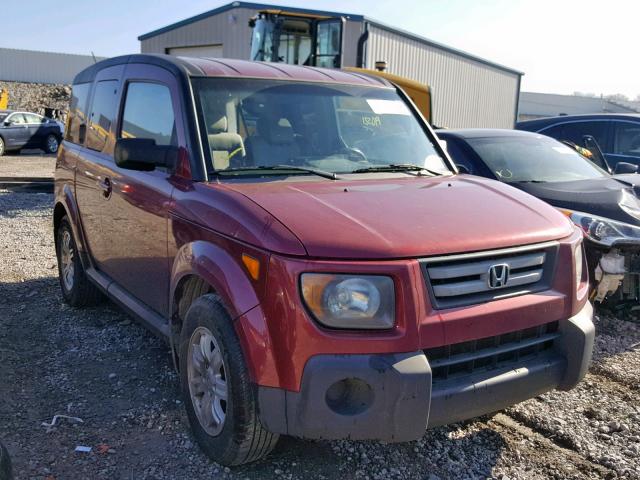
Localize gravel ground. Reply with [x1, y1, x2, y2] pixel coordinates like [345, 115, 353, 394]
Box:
[0, 151, 56, 178]
[1, 189, 639, 480]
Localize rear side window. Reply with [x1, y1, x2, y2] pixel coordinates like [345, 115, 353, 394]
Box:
[120, 82, 177, 146]
[87, 80, 119, 152]
[24, 113, 42, 124]
[613, 122, 640, 158]
[65, 83, 91, 144]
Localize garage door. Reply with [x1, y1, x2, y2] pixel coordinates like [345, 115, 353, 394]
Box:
[167, 45, 223, 58]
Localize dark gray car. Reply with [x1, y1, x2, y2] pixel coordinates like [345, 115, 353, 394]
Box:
[0, 110, 62, 156]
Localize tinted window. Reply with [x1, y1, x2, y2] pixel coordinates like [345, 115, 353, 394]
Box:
[65, 83, 91, 144]
[540, 124, 565, 139]
[612, 122, 640, 158]
[556, 121, 608, 151]
[466, 135, 608, 183]
[120, 83, 176, 146]
[442, 137, 476, 174]
[87, 80, 119, 152]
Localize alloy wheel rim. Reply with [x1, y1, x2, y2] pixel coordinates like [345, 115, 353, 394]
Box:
[60, 230, 75, 291]
[0, 138, 4, 155]
[47, 136, 58, 153]
[187, 326, 228, 436]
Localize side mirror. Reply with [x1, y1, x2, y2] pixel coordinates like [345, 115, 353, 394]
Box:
[114, 138, 178, 171]
[456, 164, 470, 174]
[3, 121, 10, 126]
[613, 161, 638, 175]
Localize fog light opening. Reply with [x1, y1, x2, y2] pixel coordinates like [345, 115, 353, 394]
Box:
[325, 378, 374, 416]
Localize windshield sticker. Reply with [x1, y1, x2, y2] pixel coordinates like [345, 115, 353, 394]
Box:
[366, 99, 411, 116]
[362, 115, 382, 127]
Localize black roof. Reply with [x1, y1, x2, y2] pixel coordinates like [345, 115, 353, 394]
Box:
[437, 129, 544, 139]
[517, 113, 640, 131]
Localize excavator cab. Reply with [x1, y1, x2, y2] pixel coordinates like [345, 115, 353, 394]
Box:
[249, 11, 344, 68]
[248, 10, 433, 124]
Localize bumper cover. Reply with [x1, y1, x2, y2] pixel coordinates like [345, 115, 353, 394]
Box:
[258, 302, 594, 442]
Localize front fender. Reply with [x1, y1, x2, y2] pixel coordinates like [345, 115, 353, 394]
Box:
[170, 240, 262, 320]
[170, 240, 280, 385]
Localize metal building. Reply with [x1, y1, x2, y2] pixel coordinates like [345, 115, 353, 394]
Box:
[139, 1, 523, 128]
[518, 92, 640, 122]
[0, 48, 105, 85]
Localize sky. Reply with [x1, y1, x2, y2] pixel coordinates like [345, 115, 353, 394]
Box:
[2, 0, 638, 98]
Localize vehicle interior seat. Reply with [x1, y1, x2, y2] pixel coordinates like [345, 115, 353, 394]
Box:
[205, 101, 245, 170]
[245, 113, 301, 166]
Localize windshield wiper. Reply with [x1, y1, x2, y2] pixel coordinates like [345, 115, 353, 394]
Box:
[350, 164, 443, 176]
[213, 165, 340, 180]
[514, 180, 547, 184]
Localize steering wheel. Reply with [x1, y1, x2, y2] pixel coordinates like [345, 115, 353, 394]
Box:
[343, 147, 368, 163]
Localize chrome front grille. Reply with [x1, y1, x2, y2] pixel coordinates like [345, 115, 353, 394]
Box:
[421, 242, 558, 309]
[425, 321, 560, 382]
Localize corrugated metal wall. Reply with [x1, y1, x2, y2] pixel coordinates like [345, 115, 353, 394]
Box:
[0, 48, 104, 85]
[366, 24, 520, 128]
[141, 8, 256, 59]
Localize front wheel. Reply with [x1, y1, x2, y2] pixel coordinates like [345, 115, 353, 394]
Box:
[44, 134, 59, 154]
[179, 294, 278, 466]
[0, 137, 5, 156]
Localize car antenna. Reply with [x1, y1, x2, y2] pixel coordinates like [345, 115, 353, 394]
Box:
[90, 51, 97, 64]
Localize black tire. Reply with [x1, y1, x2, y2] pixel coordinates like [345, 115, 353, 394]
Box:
[55, 216, 102, 307]
[43, 134, 59, 154]
[0, 137, 5, 157]
[179, 294, 278, 466]
[0, 441, 12, 480]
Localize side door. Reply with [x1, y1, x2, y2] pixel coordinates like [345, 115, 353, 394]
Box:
[74, 65, 124, 269]
[100, 64, 183, 316]
[3, 113, 29, 148]
[609, 120, 640, 168]
[313, 17, 344, 68]
[23, 113, 47, 147]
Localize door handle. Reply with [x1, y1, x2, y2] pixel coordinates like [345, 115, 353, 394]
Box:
[98, 177, 112, 198]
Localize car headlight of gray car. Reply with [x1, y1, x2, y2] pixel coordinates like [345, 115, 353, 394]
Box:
[561, 208, 640, 247]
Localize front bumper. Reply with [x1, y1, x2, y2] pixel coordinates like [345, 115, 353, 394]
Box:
[257, 301, 594, 442]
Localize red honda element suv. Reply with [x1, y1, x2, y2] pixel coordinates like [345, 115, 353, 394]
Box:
[54, 54, 594, 466]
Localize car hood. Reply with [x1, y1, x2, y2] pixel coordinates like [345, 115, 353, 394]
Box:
[512, 175, 640, 226]
[220, 174, 573, 259]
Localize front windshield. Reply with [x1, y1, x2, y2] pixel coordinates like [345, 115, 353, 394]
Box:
[466, 135, 608, 183]
[0, 113, 7, 122]
[192, 78, 449, 175]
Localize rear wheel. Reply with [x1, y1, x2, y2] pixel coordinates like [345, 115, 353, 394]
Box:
[55, 216, 102, 307]
[179, 294, 278, 466]
[44, 134, 59, 154]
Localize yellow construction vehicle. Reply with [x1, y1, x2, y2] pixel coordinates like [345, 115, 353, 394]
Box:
[248, 10, 432, 123]
[0, 89, 8, 110]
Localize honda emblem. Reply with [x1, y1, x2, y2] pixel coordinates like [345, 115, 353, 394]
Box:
[488, 264, 510, 289]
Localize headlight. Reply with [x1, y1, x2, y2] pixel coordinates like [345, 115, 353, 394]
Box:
[574, 242, 584, 291]
[619, 190, 640, 221]
[300, 274, 395, 329]
[560, 209, 640, 247]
